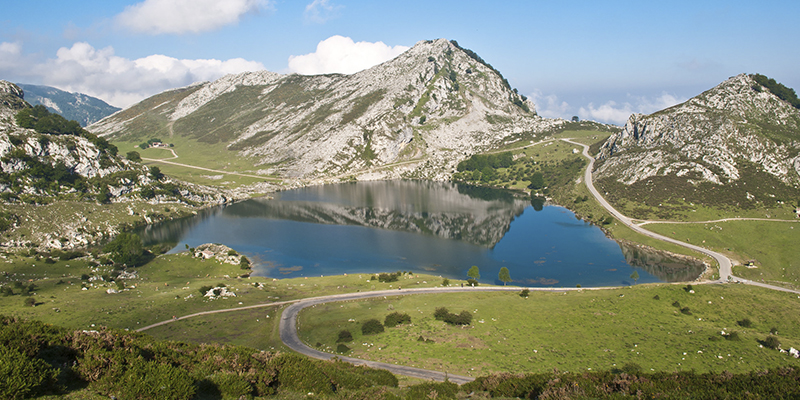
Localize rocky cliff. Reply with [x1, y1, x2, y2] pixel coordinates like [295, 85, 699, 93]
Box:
[89, 39, 565, 181]
[594, 74, 800, 212]
[17, 83, 121, 127]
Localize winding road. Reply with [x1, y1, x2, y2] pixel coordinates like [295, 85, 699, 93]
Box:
[139, 137, 800, 384]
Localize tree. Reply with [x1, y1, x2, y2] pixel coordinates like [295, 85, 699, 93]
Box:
[126, 151, 141, 162]
[498, 267, 511, 285]
[528, 172, 544, 190]
[149, 166, 163, 181]
[467, 266, 480, 281]
[104, 232, 145, 266]
[630, 270, 639, 285]
[572, 116, 580, 122]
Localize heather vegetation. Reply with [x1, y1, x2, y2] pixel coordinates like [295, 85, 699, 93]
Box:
[0, 315, 399, 399]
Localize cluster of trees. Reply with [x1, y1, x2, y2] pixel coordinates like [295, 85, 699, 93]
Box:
[0, 316, 399, 399]
[752, 73, 800, 109]
[457, 152, 513, 173]
[138, 137, 172, 150]
[16, 105, 83, 136]
[434, 307, 473, 325]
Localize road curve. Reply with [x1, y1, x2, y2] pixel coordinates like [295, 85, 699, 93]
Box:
[562, 138, 734, 282]
[563, 138, 800, 297]
[279, 286, 611, 384]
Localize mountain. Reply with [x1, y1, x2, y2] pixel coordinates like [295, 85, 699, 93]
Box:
[89, 39, 565, 181]
[17, 83, 120, 127]
[0, 80, 226, 248]
[594, 73, 800, 215]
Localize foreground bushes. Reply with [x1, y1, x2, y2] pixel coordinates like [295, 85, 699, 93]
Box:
[0, 315, 397, 399]
[464, 368, 800, 399]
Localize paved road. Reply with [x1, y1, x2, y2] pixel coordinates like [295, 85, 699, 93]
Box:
[562, 138, 800, 296]
[278, 285, 613, 384]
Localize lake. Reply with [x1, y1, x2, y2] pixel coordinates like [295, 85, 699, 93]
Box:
[137, 180, 704, 287]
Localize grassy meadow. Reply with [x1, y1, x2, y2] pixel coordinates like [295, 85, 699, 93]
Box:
[644, 220, 800, 289]
[298, 283, 800, 378]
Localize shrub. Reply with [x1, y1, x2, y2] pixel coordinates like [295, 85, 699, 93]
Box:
[114, 360, 196, 400]
[361, 319, 384, 335]
[211, 372, 252, 399]
[519, 289, 530, 297]
[434, 307, 473, 325]
[23, 297, 35, 307]
[198, 285, 212, 296]
[274, 353, 334, 395]
[672, 301, 681, 308]
[680, 307, 692, 315]
[336, 344, 351, 354]
[621, 362, 642, 374]
[725, 331, 741, 341]
[770, 327, 779, 335]
[384, 312, 411, 327]
[377, 272, 400, 282]
[737, 318, 752, 328]
[0, 345, 57, 399]
[653, 295, 660, 300]
[441, 278, 449, 286]
[466, 278, 479, 286]
[337, 330, 353, 343]
[764, 335, 781, 350]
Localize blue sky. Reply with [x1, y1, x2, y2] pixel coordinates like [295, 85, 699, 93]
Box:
[1, 0, 798, 124]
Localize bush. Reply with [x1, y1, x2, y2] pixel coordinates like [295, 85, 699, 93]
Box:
[737, 318, 752, 328]
[337, 330, 353, 343]
[0, 345, 57, 399]
[114, 360, 196, 400]
[210, 372, 252, 399]
[336, 344, 351, 354]
[384, 312, 411, 327]
[764, 335, 781, 350]
[466, 278, 479, 286]
[23, 297, 35, 307]
[361, 319, 384, 335]
[433, 307, 473, 325]
[519, 289, 530, 297]
[680, 307, 692, 315]
[441, 278, 449, 286]
[377, 272, 400, 282]
[198, 285, 212, 296]
[725, 331, 741, 341]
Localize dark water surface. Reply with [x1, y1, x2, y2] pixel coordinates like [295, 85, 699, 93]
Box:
[137, 181, 703, 287]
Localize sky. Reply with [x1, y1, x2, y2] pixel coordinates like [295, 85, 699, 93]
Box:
[1, 0, 798, 125]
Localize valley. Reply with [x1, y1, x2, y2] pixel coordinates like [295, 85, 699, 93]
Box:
[2, 39, 800, 398]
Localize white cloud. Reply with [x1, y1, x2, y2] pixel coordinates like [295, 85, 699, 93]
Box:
[578, 93, 687, 125]
[528, 90, 572, 119]
[288, 36, 409, 75]
[1, 41, 264, 108]
[116, 0, 271, 34]
[304, 0, 343, 24]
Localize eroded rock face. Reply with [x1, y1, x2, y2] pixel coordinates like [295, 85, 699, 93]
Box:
[90, 39, 565, 181]
[595, 74, 800, 187]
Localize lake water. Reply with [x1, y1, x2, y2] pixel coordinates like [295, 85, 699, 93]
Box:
[137, 181, 703, 287]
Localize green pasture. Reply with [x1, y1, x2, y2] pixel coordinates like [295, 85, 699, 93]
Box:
[298, 284, 800, 378]
[645, 220, 800, 289]
[113, 137, 279, 188]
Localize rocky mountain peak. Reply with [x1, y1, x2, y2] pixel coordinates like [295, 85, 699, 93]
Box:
[91, 39, 560, 181]
[0, 81, 29, 122]
[594, 73, 800, 211]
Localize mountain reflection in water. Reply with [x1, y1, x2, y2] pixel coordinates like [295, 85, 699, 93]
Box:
[136, 181, 703, 286]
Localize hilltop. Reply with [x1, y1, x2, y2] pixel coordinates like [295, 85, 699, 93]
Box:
[89, 39, 566, 182]
[17, 83, 121, 127]
[594, 73, 800, 219]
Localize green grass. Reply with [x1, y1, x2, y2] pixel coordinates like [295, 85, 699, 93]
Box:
[645, 220, 800, 288]
[0, 251, 458, 347]
[298, 284, 800, 378]
[114, 136, 278, 189]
